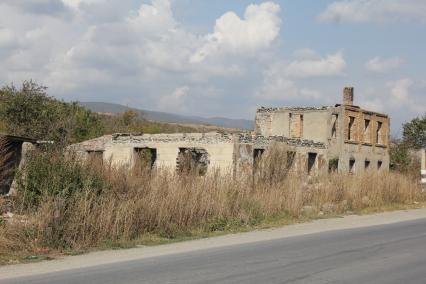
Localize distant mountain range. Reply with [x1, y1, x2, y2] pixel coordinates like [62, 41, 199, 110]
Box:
[79, 102, 254, 130]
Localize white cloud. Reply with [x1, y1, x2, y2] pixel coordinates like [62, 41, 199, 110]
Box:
[292, 48, 320, 60]
[126, 0, 176, 35]
[158, 86, 190, 111]
[62, 0, 105, 9]
[383, 78, 425, 116]
[0, 28, 19, 49]
[190, 2, 281, 63]
[255, 50, 346, 103]
[256, 61, 323, 101]
[285, 51, 346, 78]
[365, 56, 403, 73]
[386, 78, 413, 104]
[319, 0, 426, 24]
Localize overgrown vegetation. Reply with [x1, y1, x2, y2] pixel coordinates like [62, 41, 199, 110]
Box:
[402, 114, 426, 149]
[0, 81, 197, 145]
[390, 113, 425, 173]
[0, 145, 424, 264]
[0, 81, 425, 264]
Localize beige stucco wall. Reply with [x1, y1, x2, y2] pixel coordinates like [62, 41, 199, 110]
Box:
[104, 141, 235, 173]
[336, 143, 390, 174]
[255, 109, 331, 143]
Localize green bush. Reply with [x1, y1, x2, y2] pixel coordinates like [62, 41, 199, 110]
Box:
[15, 149, 107, 210]
[0, 81, 104, 145]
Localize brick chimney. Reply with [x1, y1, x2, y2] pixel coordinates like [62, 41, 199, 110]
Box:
[343, 87, 354, 106]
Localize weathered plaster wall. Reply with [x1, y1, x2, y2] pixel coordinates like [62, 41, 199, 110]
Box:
[70, 132, 330, 176]
[255, 107, 331, 143]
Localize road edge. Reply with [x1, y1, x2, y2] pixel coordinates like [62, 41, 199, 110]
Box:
[1, 207, 426, 280]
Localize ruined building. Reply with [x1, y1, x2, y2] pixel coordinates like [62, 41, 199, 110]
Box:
[255, 87, 390, 173]
[0, 134, 37, 195]
[71, 87, 390, 175]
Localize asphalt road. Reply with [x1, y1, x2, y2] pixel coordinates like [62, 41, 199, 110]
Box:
[2, 218, 426, 284]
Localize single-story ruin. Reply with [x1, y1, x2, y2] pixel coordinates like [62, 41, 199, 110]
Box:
[69, 132, 327, 176]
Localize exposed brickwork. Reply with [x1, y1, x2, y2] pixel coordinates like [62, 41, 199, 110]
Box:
[343, 107, 389, 148]
[289, 114, 303, 138]
[343, 87, 354, 106]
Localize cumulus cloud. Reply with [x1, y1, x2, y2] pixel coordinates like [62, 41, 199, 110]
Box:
[255, 50, 347, 105]
[62, 0, 105, 9]
[382, 78, 425, 117]
[386, 78, 413, 104]
[0, 0, 72, 17]
[126, 0, 176, 35]
[365, 56, 403, 73]
[292, 48, 320, 60]
[256, 61, 323, 102]
[190, 2, 281, 63]
[319, 0, 426, 23]
[158, 86, 190, 111]
[0, 28, 19, 49]
[0, 0, 286, 118]
[285, 51, 346, 78]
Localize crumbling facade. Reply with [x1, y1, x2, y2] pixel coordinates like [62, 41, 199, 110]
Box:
[71, 87, 390, 175]
[255, 87, 390, 173]
[71, 132, 328, 176]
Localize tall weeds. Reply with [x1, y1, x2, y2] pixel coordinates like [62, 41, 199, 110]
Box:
[0, 146, 424, 260]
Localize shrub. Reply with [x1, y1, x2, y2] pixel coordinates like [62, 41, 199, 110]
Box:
[1, 145, 424, 260]
[14, 149, 107, 211]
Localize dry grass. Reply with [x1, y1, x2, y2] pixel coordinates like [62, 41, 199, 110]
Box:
[0, 145, 424, 264]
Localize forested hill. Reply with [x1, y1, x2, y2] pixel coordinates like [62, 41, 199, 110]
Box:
[80, 102, 254, 130]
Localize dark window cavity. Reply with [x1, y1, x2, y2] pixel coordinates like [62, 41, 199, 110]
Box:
[177, 148, 209, 175]
[134, 147, 157, 172]
[308, 152, 317, 174]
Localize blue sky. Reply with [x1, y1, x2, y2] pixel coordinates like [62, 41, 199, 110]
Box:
[0, 0, 425, 135]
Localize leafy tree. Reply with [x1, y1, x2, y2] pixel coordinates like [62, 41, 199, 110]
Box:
[121, 109, 138, 127]
[0, 80, 201, 147]
[402, 114, 426, 149]
[0, 81, 102, 145]
[390, 140, 412, 173]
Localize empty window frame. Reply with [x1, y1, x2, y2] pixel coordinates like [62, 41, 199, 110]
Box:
[376, 121, 383, 144]
[365, 160, 371, 169]
[134, 147, 157, 172]
[349, 158, 356, 174]
[86, 150, 103, 166]
[328, 158, 339, 173]
[177, 148, 209, 175]
[378, 160, 383, 170]
[253, 148, 265, 161]
[364, 119, 371, 143]
[290, 114, 304, 138]
[348, 116, 356, 141]
[331, 114, 338, 138]
[253, 148, 266, 172]
[308, 152, 317, 174]
[286, 151, 296, 169]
